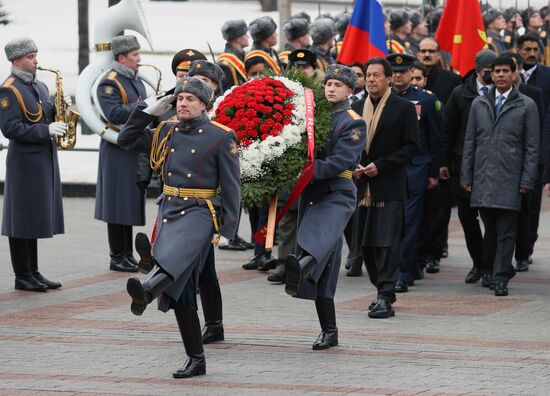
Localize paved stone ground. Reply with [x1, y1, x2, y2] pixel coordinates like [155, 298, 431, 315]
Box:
[0, 196, 550, 395]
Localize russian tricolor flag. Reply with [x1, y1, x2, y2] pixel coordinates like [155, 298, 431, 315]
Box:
[337, 0, 387, 64]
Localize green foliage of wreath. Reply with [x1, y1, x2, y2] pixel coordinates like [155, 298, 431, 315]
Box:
[240, 70, 332, 207]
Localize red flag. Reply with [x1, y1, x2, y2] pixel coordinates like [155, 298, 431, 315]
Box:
[435, 0, 487, 76]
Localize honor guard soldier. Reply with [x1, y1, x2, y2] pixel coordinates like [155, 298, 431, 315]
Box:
[218, 19, 249, 90]
[279, 17, 311, 65]
[386, 53, 443, 292]
[188, 60, 224, 104]
[282, 65, 367, 350]
[247, 16, 284, 75]
[484, 10, 508, 55]
[0, 38, 64, 292]
[95, 35, 150, 273]
[388, 10, 414, 55]
[119, 77, 240, 378]
[310, 17, 337, 72]
[171, 48, 207, 79]
[502, 8, 522, 50]
[332, 12, 351, 59]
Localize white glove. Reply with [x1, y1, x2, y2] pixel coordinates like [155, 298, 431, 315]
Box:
[143, 95, 174, 116]
[49, 122, 68, 137]
[143, 95, 157, 107]
[64, 94, 73, 107]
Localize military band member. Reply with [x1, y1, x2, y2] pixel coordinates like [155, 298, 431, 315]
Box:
[279, 18, 311, 65]
[282, 65, 367, 350]
[310, 17, 337, 72]
[95, 35, 150, 273]
[248, 16, 284, 75]
[119, 77, 240, 378]
[0, 38, 64, 292]
[218, 19, 249, 91]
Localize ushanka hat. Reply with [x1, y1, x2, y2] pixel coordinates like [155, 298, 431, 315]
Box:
[221, 19, 248, 41]
[323, 64, 357, 89]
[310, 17, 337, 45]
[188, 60, 224, 86]
[283, 18, 310, 40]
[4, 37, 38, 61]
[249, 16, 277, 42]
[110, 35, 140, 56]
[174, 77, 213, 105]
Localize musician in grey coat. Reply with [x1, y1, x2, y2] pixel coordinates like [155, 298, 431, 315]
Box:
[282, 65, 367, 351]
[0, 38, 65, 292]
[119, 77, 240, 379]
[95, 35, 148, 273]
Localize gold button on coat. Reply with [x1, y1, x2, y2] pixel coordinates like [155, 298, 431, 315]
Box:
[168, 172, 172, 176]
[163, 219, 167, 223]
[191, 149, 196, 154]
[187, 173, 192, 178]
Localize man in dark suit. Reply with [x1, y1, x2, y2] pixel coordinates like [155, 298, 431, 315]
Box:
[502, 51, 548, 273]
[353, 57, 419, 318]
[516, 33, 550, 270]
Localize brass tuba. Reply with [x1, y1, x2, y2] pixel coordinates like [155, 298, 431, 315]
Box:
[75, 0, 160, 145]
[38, 66, 79, 150]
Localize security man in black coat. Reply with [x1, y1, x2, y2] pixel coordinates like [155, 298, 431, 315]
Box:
[119, 77, 240, 379]
[0, 38, 64, 292]
[95, 35, 151, 272]
[283, 65, 366, 350]
[386, 54, 442, 293]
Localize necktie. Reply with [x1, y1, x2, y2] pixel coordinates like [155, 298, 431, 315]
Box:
[481, 86, 489, 96]
[496, 95, 505, 117]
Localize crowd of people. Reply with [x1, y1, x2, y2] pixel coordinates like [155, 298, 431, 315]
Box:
[2, 1, 550, 379]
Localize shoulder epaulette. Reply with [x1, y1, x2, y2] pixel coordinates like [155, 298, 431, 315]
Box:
[210, 120, 232, 132]
[2, 77, 15, 88]
[347, 109, 361, 120]
[107, 71, 118, 80]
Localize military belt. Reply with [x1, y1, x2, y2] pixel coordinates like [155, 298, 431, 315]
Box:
[162, 185, 220, 245]
[339, 170, 353, 179]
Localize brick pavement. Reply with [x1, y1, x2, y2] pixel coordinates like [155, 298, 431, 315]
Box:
[0, 197, 549, 395]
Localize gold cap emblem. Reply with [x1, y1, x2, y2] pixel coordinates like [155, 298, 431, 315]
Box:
[396, 56, 403, 64]
[196, 63, 202, 69]
[183, 80, 189, 85]
[297, 52, 305, 58]
[334, 67, 340, 73]
[186, 50, 195, 56]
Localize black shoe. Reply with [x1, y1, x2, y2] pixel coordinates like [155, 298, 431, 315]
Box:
[465, 267, 482, 284]
[346, 265, 363, 277]
[257, 254, 277, 272]
[414, 268, 424, 280]
[201, 321, 224, 344]
[242, 255, 262, 270]
[218, 239, 247, 251]
[284, 254, 317, 297]
[235, 235, 255, 250]
[440, 246, 449, 259]
[312, 328, 338, 350]
[110, 255, 138, 272]
[267, 271, 286, 284]
[368, 299, 395, 319]
[344, 258, 351, 270]
[515, 259, 529, 272]
[395, 280, 408, 293]
[481, 273, 493, 288]
[368, 297, 380, 311]
[32, 271, 61, 289]
[425, 259, 440, 274]
[494, 281, 509, 296]
[126, 272, 172, 316]
[15, 273, 48, 292]
[172, 356, 206, 378]
[135, 233, 154, 274]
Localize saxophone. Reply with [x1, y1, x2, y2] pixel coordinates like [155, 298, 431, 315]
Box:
[38, 66, 80, 150]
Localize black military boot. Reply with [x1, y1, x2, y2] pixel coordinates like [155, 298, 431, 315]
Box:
[126, 270, 172, 316]
[122, 225, 139, 267]
[108, 224, 138, 272]
[135, 232, 155, 274]
[284, 253, 317, 297]
[199, 284, 224, 344]
[312, 298, 338, 350]
[9, 238, 48, 292]
[25, 239, 62, 289]
[173, 308, 206, 378]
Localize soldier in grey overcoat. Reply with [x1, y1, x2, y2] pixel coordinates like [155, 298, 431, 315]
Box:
[119, 77, 240, 379]
[0, 38, 65, 292]
[282, 65, 367, 351]
[95, 35, 148, 272]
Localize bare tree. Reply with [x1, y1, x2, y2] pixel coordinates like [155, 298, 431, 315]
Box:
[78, 0, 89, 73]
[260, 0, 277, 12]
[0, 1, 10, 25]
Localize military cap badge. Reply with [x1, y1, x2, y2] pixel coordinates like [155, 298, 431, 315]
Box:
[297, 52, 305, 58]
[186, 50, 196, 56]
[334, 67, 340, 73]
[396, 56, 403, 64]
